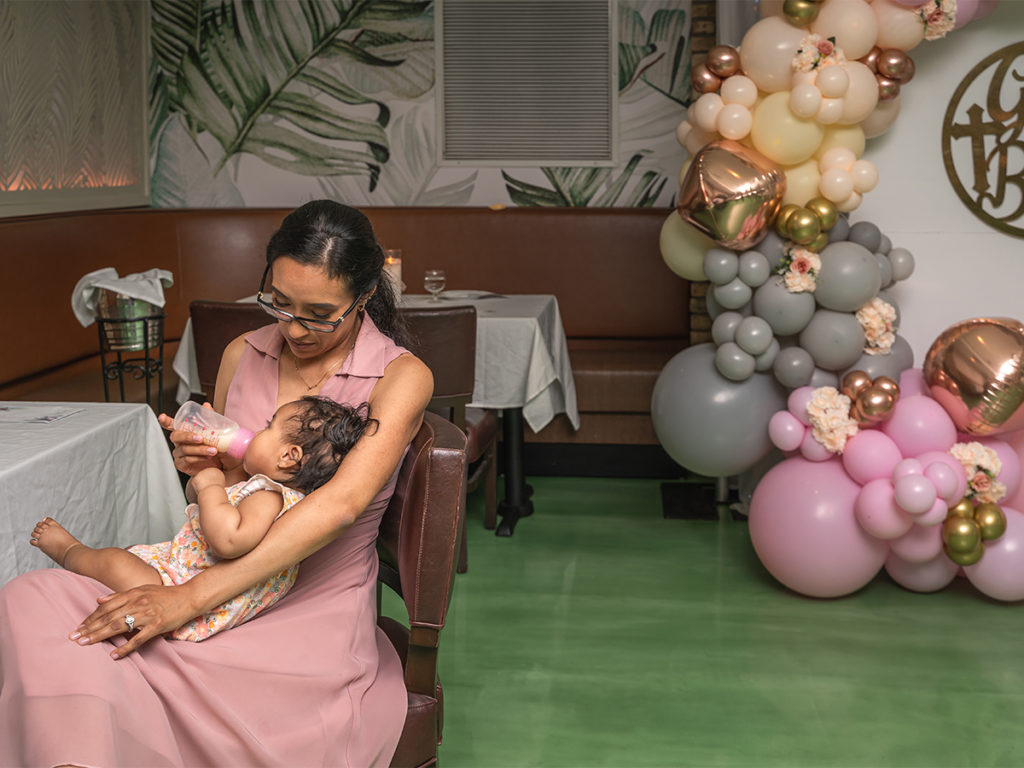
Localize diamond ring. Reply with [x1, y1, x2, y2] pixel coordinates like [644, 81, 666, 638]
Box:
[125, 614, 135, 632]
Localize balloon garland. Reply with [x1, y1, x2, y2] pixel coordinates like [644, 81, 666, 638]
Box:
[653, 0, 1024, 601]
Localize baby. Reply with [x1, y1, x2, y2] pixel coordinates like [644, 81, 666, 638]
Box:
[31, 396, 374, 641]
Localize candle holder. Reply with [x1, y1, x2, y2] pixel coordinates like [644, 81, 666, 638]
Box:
[384, 249, 404, 294]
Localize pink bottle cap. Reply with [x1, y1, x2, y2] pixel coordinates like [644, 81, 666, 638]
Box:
[226, 428, 255, 459]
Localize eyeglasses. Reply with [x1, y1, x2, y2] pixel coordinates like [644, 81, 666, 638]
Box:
[256, 265, 362, 333]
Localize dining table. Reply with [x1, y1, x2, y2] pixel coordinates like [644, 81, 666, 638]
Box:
[0, 401, 185, 586]
[171, 291, 580, 535]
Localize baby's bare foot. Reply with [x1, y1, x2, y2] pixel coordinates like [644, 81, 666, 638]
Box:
[30, 517, 83, 567]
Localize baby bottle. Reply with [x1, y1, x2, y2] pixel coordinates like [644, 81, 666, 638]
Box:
[172, 401, 254, 459]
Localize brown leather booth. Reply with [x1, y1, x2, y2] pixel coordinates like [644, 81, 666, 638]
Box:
[0, 206, 689, 445]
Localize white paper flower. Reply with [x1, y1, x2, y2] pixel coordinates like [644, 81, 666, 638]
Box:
[857, 297, 896, 355]
[951, 441, 1006, 504]
[806, 386, 859, 454]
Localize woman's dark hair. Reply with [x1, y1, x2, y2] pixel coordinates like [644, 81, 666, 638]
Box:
[265, 200, 407, 346]
[282, 396, 378, 495]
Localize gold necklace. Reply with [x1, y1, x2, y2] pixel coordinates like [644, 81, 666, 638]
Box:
[291, 346, 349, 391]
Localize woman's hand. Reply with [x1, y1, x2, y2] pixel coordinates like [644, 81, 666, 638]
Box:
[71, 584, 197, 659]
[157, 411, 223, 476]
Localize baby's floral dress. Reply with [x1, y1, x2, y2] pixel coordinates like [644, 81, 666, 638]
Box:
[129, 474, 303, 641]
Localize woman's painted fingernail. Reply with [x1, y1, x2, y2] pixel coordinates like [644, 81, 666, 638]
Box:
[70, 631, 81, 640]
[78, 637, 90, 645]
[110, 651, 119, 660]
[207, 447, 217, 455]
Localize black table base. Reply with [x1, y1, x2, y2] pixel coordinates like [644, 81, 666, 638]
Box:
[496, 407, 534, 537]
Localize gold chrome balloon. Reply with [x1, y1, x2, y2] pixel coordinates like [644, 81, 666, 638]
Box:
[841, 370, 873, 401]
[805, 197, 838, 231]
[783, 0, 820, 26]
[974, 503, 1007, 541]
[946, 542, 984, 566]
[705, 45, 741, 78]
[677, 140, 787, 251]
[786, 208, 822, 245]
[775, 204, 799, 238]
[923, 317, 1024, 436]
[806, 232, 829, 253]
[947, 497, 975, 519]
[943, 516, 982, 553]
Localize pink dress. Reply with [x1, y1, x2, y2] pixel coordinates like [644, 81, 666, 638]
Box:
[0, 315, 411, 767]
[129, 474, 304, 642]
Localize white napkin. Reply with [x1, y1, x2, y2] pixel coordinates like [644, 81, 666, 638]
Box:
[71, 267, 174, 327]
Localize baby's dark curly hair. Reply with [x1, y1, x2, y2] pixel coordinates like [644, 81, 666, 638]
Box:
[281, 396, 378, 494]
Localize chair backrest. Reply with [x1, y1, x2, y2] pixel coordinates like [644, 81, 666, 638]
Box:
[189, 300, 273, 399]
[400, 305, 477, 429]
[377, 410, 467, 697]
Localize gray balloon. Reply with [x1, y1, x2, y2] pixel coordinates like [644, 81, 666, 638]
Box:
[888, 247, 915, 281]
[703, 248, 740, 285]
[738, 250, 771, 287]
[756, 230, 787, 270]
[877, 289, 901, 330]
[829, 215, 850, 242]
[711, 311, 744, 346]
[713, 277, 753, 310]
[874, 252, 893, 289]
[799, 308, 866, 371]
[772, 345, 815, 388]
[715, 342, 756, 381]
[840, 335, 915, 381]
[755, 337, 780, 371]
[735, 316, 774, 356]
[809, 367, 839, 388]
[651, 343, 788, 477]
[752, 278, 816, 336]
[706, 289, 725, 320]
[877, 234, 892, 255]
[815, 240, 882, 312]
[848, 221, 882, 253]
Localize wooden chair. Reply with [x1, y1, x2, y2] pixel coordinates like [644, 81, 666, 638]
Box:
[188, 300, 272, 399]
[377, 411, 467, 768]
[400, 304, 500, 573]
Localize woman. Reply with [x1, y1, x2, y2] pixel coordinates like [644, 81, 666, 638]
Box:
[0, 201, 433, 766]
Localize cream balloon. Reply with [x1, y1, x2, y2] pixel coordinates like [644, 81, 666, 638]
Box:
[838, 61, 880, 125]
[810, 0, 880, 60]
[678, 159, 691, 188]
[660, 210, 713, 281]
[751, 91, 825, 165]
[850, 159, 879, 193]
[872, 0, 925, 51]
[676, 119, 692, 148]
[720, 75, 759, 108]
[815, 124, 866, 159]
[789, 82, 823, 118]
[817, 98, 844, 125]
[684, 124, 719, 156]
[739, 16, 806, 93]
[861, 93, 902, 138]
[819, 146, 857, 171]
[717, 104, 754, 141]
[817, 65, 851, 99]
[782, 159, 822, 207]
[694, 92, 725, 133]
[836, 190, 863, 212]
[820, 167, 855, 202]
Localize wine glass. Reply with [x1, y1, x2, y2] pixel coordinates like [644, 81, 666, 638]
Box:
[424, 269, 446, 301]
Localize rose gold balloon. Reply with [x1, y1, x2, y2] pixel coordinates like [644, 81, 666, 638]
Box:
[923, 317, 1024, 436]
[677, 140, 787, 250]
[860, 46, 882, 74]
[692, 62, 722, 94]
[878, 49, 912, 82]
[842, 370, 873, 401]
[856, 384, 897, 424]
[876, 75, 901, 102]
[705, 45, 741, 78]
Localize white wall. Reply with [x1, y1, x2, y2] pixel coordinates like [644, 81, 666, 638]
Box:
[856, 1, 1024, 362]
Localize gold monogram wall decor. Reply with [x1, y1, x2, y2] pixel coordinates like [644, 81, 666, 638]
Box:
[942, 41, 1024, 238]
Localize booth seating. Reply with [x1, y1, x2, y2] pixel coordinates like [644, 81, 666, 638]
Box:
[0, 206, 689, 446]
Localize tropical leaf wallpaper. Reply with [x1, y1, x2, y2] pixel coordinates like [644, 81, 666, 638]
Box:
[149, 0, 691, 208]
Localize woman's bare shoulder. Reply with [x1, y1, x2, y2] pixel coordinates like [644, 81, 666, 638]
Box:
[372, 352, 433, 405]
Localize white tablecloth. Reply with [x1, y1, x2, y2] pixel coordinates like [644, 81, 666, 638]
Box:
[0, 402, 185, 586]
[173, 292, 580, 434]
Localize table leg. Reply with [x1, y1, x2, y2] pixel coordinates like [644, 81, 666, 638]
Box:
[496, 407, 534, 537]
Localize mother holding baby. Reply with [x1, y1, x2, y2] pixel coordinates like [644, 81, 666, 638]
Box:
[0, 200, 433, 766]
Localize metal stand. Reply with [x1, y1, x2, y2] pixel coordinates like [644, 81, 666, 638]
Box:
[97, 314, 166, 413]
[496, 407, 534, 537]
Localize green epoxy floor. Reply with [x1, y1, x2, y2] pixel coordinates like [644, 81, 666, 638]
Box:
[384, 477, 1024, 767]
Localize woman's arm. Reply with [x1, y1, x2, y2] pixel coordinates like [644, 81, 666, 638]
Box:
[77, 353, 433, 658]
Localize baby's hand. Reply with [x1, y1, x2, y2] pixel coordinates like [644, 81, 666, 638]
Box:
[192, 467, 226, 493]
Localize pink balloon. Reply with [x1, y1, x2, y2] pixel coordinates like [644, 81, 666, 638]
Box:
[885, 552, 959, 592]
[788, 387, 814, 426]
[917, 450, 968, 504]
[880, 395, 958, 458]
[843, 429, 904, 485]
[886, 0, 927, 5]
[891, 458, 924, 481]
[953, 0, 979, 28]
[800, 430, 833, 462]
[973, 0, 999, 20]
[856, 478, 914, 539]
[1002, 429, 1024, 509]
[750, 457, 889, 597]
[924, 461, 959, 504]
[893, 473, 937, 515]
[898, 368, 928, 397]
[964, 507, 1024, 601]
[891, 522, 944, 563]
[975, 437, 1021, 501]
[916, 497, 950, 527]
[769, 410, 806, 452]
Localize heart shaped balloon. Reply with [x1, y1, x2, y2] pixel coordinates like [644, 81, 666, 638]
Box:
[923, 317, 1024, 435]
[677, 139, 786, 251]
